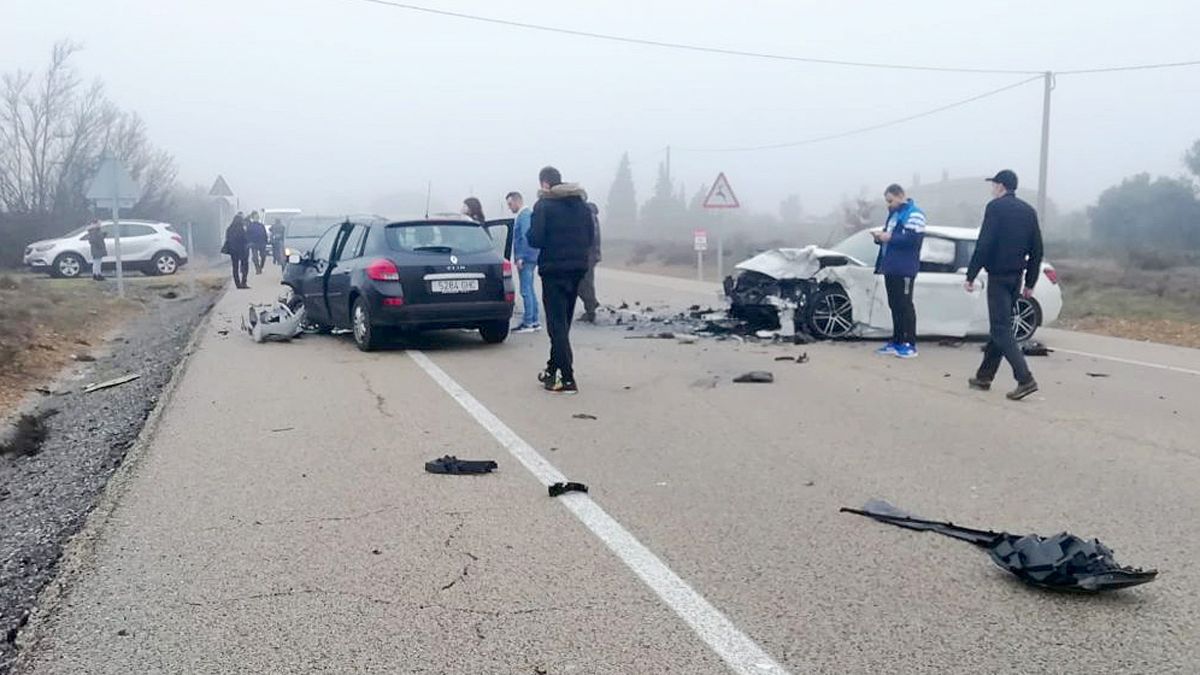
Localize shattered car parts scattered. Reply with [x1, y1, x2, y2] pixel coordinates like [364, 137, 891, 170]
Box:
[841, 499, 1157, 592]
[242, 302, 306, 343]
[548, 481, 588, 497]
[424, 456, 498, 475]
[733, 371, 774, 384]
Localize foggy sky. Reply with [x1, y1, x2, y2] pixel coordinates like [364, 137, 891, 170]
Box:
[4, 0, 1198, 220]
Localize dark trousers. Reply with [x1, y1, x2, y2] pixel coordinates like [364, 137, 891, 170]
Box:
[578, 264, 599, 316]
[250, 244, 267, 273]
[884, 275, 917, 345]
[542, 271, 585, 381]
[977, 274, 1033, 384]
[230, 254, 249, 287]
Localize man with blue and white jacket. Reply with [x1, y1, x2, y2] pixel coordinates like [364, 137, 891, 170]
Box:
[873, 184, 926, 358]
[507, 191, 541, 333]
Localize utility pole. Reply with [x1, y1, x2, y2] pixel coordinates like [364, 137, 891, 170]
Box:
[1037, 71, 1054, 219]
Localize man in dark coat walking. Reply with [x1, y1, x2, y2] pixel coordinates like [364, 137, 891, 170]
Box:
[577, 202, 602, 323]
[528, 166, 594, 394]
[223, 212, 250, 289]
[246, 211, 269, 274]
[965, 169, 1044, 401]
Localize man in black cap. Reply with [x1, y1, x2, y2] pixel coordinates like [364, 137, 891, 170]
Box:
[964, 169, 1043, 400]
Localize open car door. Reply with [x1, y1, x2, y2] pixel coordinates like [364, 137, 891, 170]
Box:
[485, 218, 514, 262]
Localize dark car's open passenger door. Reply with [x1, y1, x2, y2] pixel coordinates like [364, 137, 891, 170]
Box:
[485, 218, 514, 262]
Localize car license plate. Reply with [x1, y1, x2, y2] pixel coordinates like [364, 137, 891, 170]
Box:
[431, 279, 479, 294]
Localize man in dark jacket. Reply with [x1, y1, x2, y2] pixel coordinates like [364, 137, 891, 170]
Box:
[528, 166, 594, 394]
[577, 202, 602, 322]
[965, 169, 1044, 400]
[873, 184, 926, 358]
[86, 219, 107, 281]
[223, 212, 250, 289]
[246, 212, 269, 274]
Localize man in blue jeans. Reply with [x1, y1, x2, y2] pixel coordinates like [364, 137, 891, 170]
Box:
[507, 191, 540, 333]
[965, 169, 1043, 401]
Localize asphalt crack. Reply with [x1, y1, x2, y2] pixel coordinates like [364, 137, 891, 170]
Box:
[359, 373, 393, 418]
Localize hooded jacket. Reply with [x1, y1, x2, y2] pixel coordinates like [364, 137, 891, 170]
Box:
[529, 183, 594, 275]
[223, 217, 248, 255]
[86, 224, 107, 258]
[874, 198, 926, 278]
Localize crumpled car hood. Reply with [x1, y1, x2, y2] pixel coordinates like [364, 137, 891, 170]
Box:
[734, 246, 863, 280]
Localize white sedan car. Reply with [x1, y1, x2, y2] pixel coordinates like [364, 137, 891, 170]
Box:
[23, 220, 189, 278]
[731, 226, 1062, 341]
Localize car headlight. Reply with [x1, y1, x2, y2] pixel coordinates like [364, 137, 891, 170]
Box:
[32, 243, 55, 252]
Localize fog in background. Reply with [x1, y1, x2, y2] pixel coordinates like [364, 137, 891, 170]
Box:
[4, 0, 1198, 221]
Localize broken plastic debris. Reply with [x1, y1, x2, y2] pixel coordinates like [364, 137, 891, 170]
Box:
[243, 302, 306, 343]
[1086, 372, 1110, 378]
[548, 481, 588, 497]
[1022, 340, 1052, 356]
[424, 455, 498, 475]
[733, 371, 774, 384]
[572, 413, 598, 420]
[840, 499, 1157, 592]
[84, 374, 140, 394]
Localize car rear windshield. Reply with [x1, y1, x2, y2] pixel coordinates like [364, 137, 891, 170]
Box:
[385, 222, 495, 255]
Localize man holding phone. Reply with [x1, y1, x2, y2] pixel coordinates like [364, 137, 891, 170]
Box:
[873, 184, 927, 359]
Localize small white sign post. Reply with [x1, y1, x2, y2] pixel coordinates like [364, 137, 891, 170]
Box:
[693, 229, 709, 281]
[86, 152, 141, 297]
[702, 172, 740, 282]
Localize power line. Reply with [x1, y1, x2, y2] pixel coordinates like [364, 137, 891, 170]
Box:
[1057, 59, 1200, 75]
[680, 75, 1042, 153]
[343, 0, 1041, 75]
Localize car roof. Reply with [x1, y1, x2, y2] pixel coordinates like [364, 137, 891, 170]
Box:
[387, 214, 482, 226]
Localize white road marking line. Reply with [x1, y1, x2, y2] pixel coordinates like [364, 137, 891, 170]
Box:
[1054, 348, 1200, 377]
[408, 350, 789, 675]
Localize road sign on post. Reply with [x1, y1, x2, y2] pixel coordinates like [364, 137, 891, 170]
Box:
[210, 175, 235, 253]
[703, 172, 740, 282]
[86, 152, 141, 297]
[693, 229, 708, 281]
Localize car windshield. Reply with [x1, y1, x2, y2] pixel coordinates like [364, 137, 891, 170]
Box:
[831, 230, 879, 264]
[385, 222, 494, 255]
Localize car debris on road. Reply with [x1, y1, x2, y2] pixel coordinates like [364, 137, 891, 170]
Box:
[548, 481, 588, 497]
[841, 499, 1157, 592]
[424, 456, 498, 475]
[83, 374, 141, 394]
[733, 371, 774, 384]
[572, 413, 598, 420]
[242, 302, 305, 343]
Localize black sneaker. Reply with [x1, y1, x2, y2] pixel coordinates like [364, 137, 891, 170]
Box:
[545, 379, 578, 394]
[537, 368, 556, 384]
[968, 377, 992, 391]
[1006, 379, 1039, 401]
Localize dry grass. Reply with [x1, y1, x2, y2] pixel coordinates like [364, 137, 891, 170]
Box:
[1053, 259, 1200, 348]
[0, 272, 224, 416]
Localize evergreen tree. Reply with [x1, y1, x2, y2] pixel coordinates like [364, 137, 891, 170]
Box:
[604, 152, 638, 235]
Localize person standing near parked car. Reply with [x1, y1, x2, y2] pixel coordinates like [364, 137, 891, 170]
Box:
[528, 166, 594, 394]
[86, 219, 107, 281]
[873, 184, 926, 359]
[246, 211, 269, 275]
[269, 218, 286, 266]
[577, 202, 602, 323]
[462, 197, 486, 224]
[507, 191, 540, 333]
[222, 212, 250, 289]
[965, 169, 1043, 401]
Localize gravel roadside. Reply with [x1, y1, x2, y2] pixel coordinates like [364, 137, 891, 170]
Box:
[0, 288, 221, 673]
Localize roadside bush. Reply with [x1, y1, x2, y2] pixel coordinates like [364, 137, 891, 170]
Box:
[628, 242, 656, 266]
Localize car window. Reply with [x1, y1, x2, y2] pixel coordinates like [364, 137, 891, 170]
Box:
[336, 225, 366, 261]
[919, 237, 958, 273]
[121, 224, 157, 237]
[831, 230, 878, 265]
[310, 226, 339, 262]
[955, 241, 976, 270]
[385, 223, 494, 255]
[101, 224, 118, 238]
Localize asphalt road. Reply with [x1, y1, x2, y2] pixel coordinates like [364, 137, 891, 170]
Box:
[16, 266, 1200, 674]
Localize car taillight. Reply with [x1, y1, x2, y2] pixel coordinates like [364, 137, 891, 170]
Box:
[1043, 266, 1058, 284]
[366, 259, 400, 281]
[505, 292, 515, 304]
[171, 234, 184, 245]
[382, 297, 405, 307]
[502, 259, 513, 278]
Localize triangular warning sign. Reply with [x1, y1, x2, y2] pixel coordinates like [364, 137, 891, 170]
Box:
[209, 175, 234, 197]
[702, 172, 739, 209]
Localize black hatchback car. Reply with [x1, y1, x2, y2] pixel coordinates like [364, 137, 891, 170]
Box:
[283, 215, 514, 351]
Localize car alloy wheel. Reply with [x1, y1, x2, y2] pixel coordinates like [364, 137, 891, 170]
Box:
[1012, 297, 1042, 342]
[154, 252, 178, 275]
[809, 287, 855, 339]
[352, 298, 377, 351]
[56, 254, 84, 279]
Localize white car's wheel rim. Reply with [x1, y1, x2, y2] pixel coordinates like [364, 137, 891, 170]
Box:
[60, 257, 81, 277]
[812, 292, 854, 338]
[156, 255, 176, 274]
[354, 305, 368, 344]
[1013, 298, 1039, 341]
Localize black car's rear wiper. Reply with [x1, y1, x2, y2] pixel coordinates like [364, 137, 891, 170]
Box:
[413, 245, 453, 253]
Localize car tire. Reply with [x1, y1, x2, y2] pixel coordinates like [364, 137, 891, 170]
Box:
[1012, 297, 1043, 342]
[479, 320, 510, 344]
[51, 253, 86, 279]
[148, 251, 180, 276]
[806, 285, 855, 339]
[352, 296, 382, 352]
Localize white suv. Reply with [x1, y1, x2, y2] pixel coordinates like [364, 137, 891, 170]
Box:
[23, 220, 189, 278]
